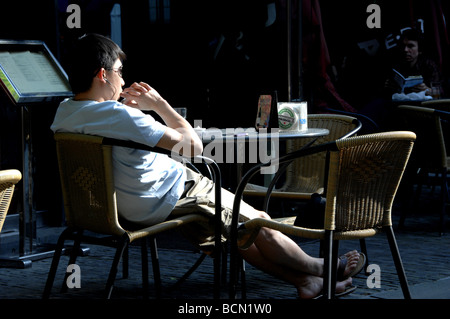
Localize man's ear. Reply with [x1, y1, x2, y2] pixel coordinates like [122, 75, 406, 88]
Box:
[96, 68, 107, 81]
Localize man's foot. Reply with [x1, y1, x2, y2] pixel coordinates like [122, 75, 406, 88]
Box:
[237, 225, 261, 250]
[297, 276, 353, 299]
[337, 250, 366, 280]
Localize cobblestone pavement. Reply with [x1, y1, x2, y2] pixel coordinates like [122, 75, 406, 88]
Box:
[0, 187, 449, 317]
[1, 212, 449, 300]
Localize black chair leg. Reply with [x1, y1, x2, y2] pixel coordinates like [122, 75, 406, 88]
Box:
[172, 253, 207, 293]
[323, 230, 334, 299]
[330, 240, 339, 298]
[398, 170, 415, 230]
[105, 235, 129, 299]
[359, 238, 370, 274]
[43, 227, 71, 299]
[141, 238, 149, 299]
[213, 245, 222, 299]
[61, 229, 83, 293]
[439, 170, 448, 236]
[240, 257, 246, 299]
[385, 226, 411, 299]
[122, 244, 129, 279]
[319, 239, 324, 257]
[149, 236, 162, 298]
[221, 243, 228, 286]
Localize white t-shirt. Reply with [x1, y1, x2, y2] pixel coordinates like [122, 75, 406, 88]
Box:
[51, 98, 186, 225]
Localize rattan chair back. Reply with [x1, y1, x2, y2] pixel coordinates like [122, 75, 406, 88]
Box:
[54, 133, 125, 236]
[281, 114, 361, 194]
[397, 105, 447, 170]
[325, 131, 416, 233]
[0, 170, 22, 233]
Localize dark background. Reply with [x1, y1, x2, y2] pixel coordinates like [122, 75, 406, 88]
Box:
[0, 0, 449, 236]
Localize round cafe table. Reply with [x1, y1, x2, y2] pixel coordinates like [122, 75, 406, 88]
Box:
[197, 127, 330, 191]
[198, 127, 329, 143]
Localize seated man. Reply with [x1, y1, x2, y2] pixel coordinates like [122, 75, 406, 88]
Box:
[51, 33, 363, 299]
[384, 28, 442, 96]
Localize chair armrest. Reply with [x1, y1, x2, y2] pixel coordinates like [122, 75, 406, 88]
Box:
[228, 140, 337, 296]
[229, 140, 337, 243]
[254, 116, 361, 210]
[102, 136, 223, 257]
[103, 137, 167, 153]
[341, 118, 363, 139]
[434, 109, 450, 120]
[324, 107, 379, 133]
[102, 137, 218, 180]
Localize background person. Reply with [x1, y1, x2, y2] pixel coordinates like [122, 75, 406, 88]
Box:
[385, 28, 442, 96]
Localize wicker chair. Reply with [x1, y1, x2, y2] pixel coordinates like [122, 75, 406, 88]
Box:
[422, 99, 450, 112]
[243, 114, 366, 277]
[43, 133, 223, 299]
[229, 131, 416, 299]
[0, 169, 22, 233]
[244, 114, 362, 210]
[422, 99, 450, 155]
[397, 105, 449, 235]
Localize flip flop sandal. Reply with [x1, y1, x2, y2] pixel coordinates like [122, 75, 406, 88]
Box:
[337, 252, 366, 281]
[313, 285, 357, 299]
[237, 224, 261, 250]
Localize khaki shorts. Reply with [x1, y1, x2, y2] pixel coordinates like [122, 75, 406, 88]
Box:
[170, 167, 262, 253]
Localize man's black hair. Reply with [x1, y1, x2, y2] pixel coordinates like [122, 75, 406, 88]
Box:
[68, 33, 126, 94]
[400, 28, 425, 52]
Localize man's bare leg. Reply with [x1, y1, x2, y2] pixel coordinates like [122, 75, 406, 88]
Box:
[240, 241, 353, 299]
[241, 227, 361, 278]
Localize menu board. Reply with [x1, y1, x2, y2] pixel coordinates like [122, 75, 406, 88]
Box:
[0, 40, 72, 104]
